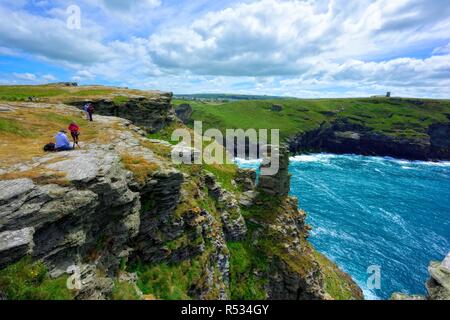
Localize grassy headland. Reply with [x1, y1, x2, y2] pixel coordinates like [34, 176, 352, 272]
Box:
[174, 97, 450, 140]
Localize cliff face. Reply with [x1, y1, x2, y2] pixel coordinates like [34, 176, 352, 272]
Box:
[0, 102, 235, 299]
[233, 159, 363, 300]
[0, 94, 362, 300]
[69, 92, 175, 133]
[288, 119, 450, 161]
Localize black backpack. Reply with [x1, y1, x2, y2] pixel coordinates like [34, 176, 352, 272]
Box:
[44, 142, 56, 152]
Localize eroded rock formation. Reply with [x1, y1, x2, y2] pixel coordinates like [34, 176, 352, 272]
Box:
[174, 103, 193, 124]
[289, 119, 450, 161]
[70, 92, 175, 133]
[258, 145, 291, 197]
[0, 99, 363, 301]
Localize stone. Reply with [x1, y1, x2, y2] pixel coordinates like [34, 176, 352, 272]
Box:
[239, 190, 258, 208]
[0, 179, 35, 204]
[46, 150, 117, 184]
[0, 227, 34, 268]
[271, 104, 283, 112]
[392, 252, 450, 300]
[174, 103, 193, 124]
[204, 172, 247, 241]
[426, 253, 450, 300]
[234, 168, 256, 191]
[0, 106, 13, 112]
[69, 92, 174, 133]
[258, 145, 291, 197]
[391, 293, 426, 300]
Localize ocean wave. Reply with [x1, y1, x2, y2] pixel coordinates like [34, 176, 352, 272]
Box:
[379, 156, 450, 167]
[289, 153, 338, 163]
[362, 288, 381, 300]
[234, 158, 261, 166]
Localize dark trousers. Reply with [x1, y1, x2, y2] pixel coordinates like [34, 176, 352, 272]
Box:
[88, 112, 93, 121]
[56, 145, 73, 151]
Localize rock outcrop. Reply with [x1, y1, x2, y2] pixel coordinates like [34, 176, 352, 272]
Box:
[234, 147, 364, 300]
[288, 119, 450, 161]
[426, 253, 450, 300]
[174, 103, 193, 124]
[391, 253, 450, 300]
[0, 105, 229, 299]
[234, 168, 256, 191]
[257, 145, 291, 196]
[204, 173, 247, 241]
[271, 104, 283, 112]
[70, 92, 175, 133]
[0, 99, 363, 301]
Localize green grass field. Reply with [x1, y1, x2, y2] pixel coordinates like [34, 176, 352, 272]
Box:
[0, 84, 157, 103]
[1, 85, 449, 141]
[174, 97, 450, 140]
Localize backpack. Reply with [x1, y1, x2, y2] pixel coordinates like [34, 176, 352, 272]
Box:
[87, 105, 94, 113]
[43, 142, 56, 152]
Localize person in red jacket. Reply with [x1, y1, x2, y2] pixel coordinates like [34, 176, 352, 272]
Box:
[68, 122, 80, 148]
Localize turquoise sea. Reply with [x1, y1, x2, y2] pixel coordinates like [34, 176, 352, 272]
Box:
[236, 154, 450, 299]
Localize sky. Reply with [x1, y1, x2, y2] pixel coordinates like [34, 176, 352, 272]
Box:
[0, 0, 449, 98]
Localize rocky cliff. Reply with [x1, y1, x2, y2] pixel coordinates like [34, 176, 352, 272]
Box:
[392, 253, 450, 300]
[0, 92, 362, 300]
[288, 119, 450, 161]
[69, 92, 175, 133]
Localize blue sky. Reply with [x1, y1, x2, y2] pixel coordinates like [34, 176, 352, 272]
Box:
[0, 0, 449, 98]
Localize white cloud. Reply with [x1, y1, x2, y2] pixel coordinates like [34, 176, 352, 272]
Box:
[42, 74, 57, 81]
[101, 0, 161, 11]
[0, 5, 112, 65]
[13, 73, 37, 81]
[149, 0, 450, 77]
[433, 43, 450, 55]
[0, 0, 449, 98]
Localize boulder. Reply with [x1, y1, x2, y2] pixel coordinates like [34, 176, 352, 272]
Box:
[234, 168, 256, 191]
[271, 104, 283, 112]
[174, 103, 193, 124]
[239, 190, 258, 208]
[0, 228, 34, 268]
[426, 253, 450, 300]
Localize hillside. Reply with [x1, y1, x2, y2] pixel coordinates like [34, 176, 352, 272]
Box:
[0, 85, 362, 300]
[175, 97, 450, 160]
[174, 93, 293, 101]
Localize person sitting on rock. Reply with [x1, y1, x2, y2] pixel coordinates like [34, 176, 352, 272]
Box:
[55, 129, 73, 151]
[68, 122, 80, 148]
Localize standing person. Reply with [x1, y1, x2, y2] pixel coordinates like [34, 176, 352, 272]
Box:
[55, 129, 73, 151]
[87, 103, 94, 122]
[68, 122, 80, 148]
[83, 102, 90, 120]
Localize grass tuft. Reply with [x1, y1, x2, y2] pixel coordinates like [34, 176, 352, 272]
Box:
[120, 153, 159, 183]
[0, 257, 74, 300]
